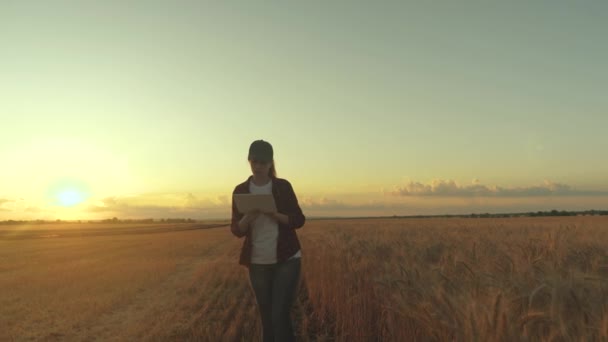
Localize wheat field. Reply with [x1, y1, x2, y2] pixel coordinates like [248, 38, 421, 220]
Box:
[1, 216, 608, 341]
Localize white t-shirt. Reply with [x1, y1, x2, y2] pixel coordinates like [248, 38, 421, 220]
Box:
[249, 179, 301, 264]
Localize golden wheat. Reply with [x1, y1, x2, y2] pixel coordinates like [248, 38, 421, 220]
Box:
[1, 216, 607, 341]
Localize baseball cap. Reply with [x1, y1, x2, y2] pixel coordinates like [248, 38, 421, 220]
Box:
[248, 140, 273, 162]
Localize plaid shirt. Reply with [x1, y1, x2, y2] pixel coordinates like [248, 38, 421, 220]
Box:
[230, 176, 305, 268]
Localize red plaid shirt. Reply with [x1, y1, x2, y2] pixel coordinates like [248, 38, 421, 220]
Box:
[230, 176, 305, 268]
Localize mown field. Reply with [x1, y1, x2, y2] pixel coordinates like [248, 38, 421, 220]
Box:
[1, 216, 607, 341]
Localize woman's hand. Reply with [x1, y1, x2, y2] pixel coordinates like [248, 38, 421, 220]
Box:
[263, 210, 289, 225]
[246, 209, 262, 221]
[238, 209, 261, 232]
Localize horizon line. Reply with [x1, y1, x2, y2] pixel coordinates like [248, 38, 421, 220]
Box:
[2, 208, 607, 223]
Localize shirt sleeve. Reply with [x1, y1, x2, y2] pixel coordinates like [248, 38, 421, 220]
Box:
[285, 181, 305, 230]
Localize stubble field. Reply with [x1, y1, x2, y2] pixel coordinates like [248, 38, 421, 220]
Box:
[1, 216, 608, 341]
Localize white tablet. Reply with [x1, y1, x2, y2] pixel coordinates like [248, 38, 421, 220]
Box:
[233, 194, 277, 214]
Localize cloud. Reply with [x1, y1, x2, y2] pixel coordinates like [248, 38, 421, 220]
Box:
[387, 179, 608, 197]
[85, 193, 229, 219]
[298, 193, 608, 218]
[0, 199, 13, 211]
[300, 197, 393, 212]
[301, 197, 344, 209]
[183, 193, 229, 207]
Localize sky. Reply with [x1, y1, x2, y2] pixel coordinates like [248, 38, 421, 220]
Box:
[1, 1, 607, 220]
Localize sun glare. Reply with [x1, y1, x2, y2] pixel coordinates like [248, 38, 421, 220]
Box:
[46, 177, 91, 208]
[57, 189, 86, 207]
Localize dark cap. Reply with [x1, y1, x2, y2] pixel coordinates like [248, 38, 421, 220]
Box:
[248, 140, 273, 162]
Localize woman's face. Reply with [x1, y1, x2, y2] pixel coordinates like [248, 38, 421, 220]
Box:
[249, 159, 272, 177]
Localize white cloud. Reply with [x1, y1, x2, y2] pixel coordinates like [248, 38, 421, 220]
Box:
[300, 196, 394, 212]
[387, 179, 607, 197]
[0, 199, 13, 211]
[85, 192, 229, 219]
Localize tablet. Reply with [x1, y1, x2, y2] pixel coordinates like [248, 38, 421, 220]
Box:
[233, 194, 277, 214]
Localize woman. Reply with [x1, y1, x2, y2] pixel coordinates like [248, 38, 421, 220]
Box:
[230, 139, 306, 342]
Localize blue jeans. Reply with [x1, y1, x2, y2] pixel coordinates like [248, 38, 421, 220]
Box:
[248, 257, 301, 342]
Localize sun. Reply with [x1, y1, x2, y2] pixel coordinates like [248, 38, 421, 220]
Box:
[57, 189, 86, 207]
[47, 178, 91, 208]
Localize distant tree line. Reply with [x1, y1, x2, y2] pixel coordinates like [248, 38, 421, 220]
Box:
[0, 218, 199, 225]
[2, 210, 607, 225]
[386, 209, 608, 219]
[467, 209, 608, 218]
[99, 217, 197, 223]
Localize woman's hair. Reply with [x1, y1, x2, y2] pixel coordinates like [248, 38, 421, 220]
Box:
[247, 159, 277, 178]
[269, 161, 277, 178]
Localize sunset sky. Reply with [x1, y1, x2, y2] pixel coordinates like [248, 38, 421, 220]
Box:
[1, 1, 607, 220]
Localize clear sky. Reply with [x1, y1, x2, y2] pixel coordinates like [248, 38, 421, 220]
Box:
[1, 1, 607, 220]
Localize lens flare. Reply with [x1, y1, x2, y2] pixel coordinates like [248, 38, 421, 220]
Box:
[57, 189, 85, 207]
[47, 177, 91, 207]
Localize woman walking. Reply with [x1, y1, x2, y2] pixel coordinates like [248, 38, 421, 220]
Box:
[230, 139, 306, 342]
